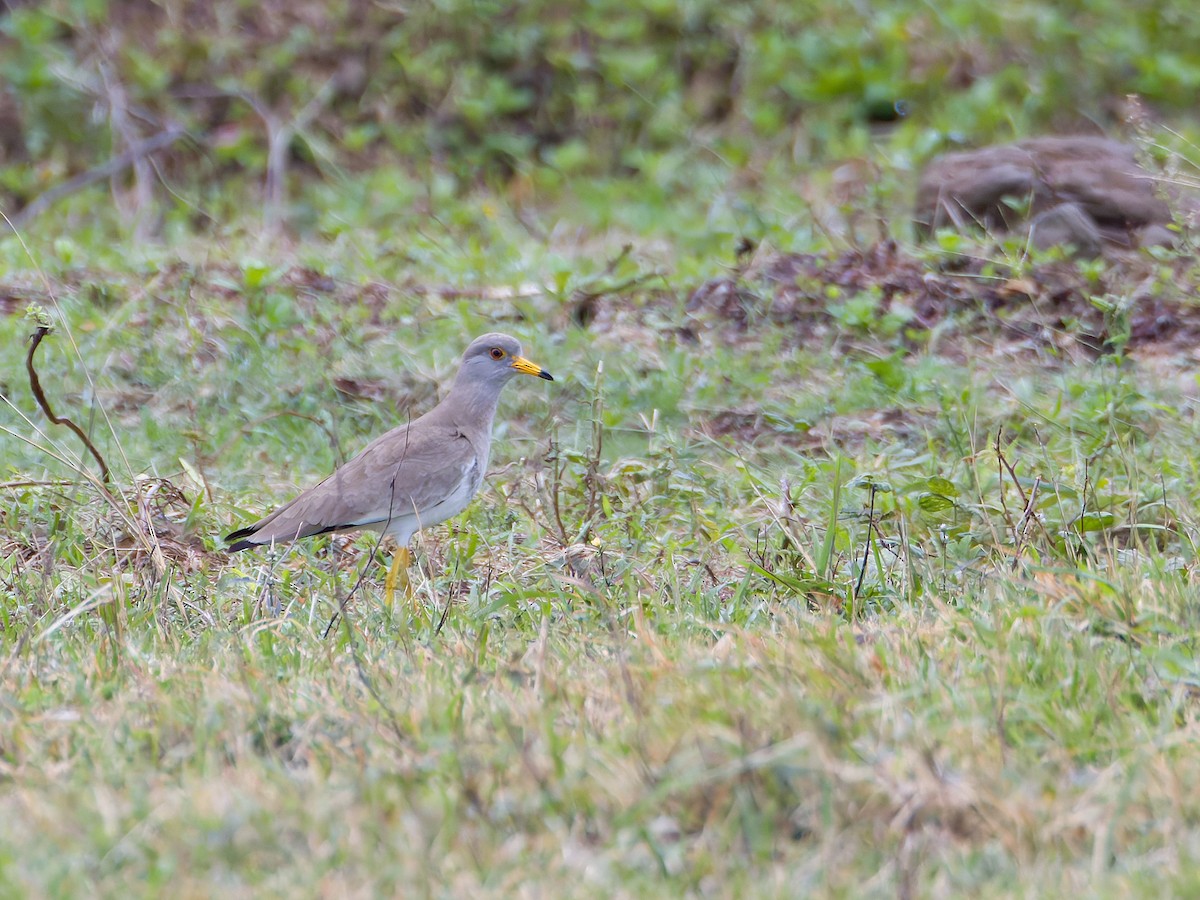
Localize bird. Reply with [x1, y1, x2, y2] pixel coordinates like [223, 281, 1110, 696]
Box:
[226, 332, 554, 604]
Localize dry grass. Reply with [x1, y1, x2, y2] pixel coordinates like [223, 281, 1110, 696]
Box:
[3, 578, 1199, 896]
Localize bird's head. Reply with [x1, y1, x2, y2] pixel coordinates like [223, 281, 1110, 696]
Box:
[459, 332, 554, 387]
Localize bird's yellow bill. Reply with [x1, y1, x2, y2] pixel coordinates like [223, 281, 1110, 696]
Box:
[512, 356, 554, 381]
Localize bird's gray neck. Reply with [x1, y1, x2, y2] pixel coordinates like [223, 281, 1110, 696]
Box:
[443, 375, 505, 434]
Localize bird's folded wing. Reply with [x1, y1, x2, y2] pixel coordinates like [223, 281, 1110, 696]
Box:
[229, 421, 476, 545]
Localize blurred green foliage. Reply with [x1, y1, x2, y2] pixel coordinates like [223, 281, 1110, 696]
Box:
[1, 0, 1198, 215]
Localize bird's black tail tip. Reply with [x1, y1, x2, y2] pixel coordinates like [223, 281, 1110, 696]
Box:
[225, 527, 259, 552]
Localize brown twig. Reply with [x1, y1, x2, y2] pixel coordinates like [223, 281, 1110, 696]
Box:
[995, 428, 1019, 538]
[853, 483, 879, 603]
[1011, 475, 1043, 567]
[25, 326, 111, 483]
[996, 429, 1055, 550]
[99, 61, 157, 237]
[568, 244, 666, 326]
[10, 126, 188, 229]
[173, 79, 339, 233]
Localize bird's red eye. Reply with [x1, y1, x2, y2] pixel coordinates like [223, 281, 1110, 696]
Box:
[489, 348, 504, 360]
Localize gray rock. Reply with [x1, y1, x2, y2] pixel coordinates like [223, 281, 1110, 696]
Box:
[1137, 223, 1177, 249]
[915, 137, 1173, 251]
[1028, 202, 1103, 257]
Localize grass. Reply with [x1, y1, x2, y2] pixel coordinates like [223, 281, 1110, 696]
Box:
[4, 131, 1200, 895]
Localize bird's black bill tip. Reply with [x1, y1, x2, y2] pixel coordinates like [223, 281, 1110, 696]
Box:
[511, 355, 553, 380]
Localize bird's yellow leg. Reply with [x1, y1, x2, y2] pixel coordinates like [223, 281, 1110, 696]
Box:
[383, 546, 413, 608]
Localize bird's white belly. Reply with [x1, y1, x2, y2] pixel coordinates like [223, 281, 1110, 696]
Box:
[377, 459, 482, 542]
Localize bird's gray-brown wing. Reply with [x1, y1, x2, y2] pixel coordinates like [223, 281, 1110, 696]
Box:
[227, 419, 477, 549]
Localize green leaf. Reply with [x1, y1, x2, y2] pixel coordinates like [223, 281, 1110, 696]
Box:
[926, 476, 958, 497]
[1072, 512, 1116, 533]
[747, 561, 839, 596]
[848, 474, 893, 493]
[918, 493, 956, 512]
